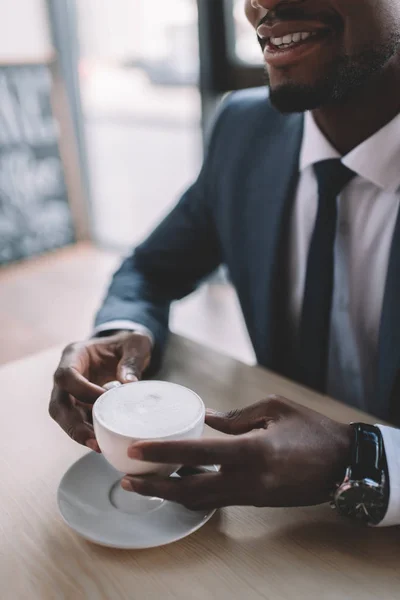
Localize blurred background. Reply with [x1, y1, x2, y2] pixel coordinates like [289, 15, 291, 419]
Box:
[0, 0, 265, 367]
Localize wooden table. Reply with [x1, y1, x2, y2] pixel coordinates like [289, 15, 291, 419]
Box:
[1, 336, 399, 600]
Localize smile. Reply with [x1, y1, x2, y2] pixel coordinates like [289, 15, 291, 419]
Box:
[257, 21, 335, 67]
[269, 31, 318, 50]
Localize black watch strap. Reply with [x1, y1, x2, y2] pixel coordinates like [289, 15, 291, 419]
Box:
[351, 423, 385, 481]
[333, 423, 389, 525]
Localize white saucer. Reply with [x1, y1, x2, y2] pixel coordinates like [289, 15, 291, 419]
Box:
[57, 452, 217, 549]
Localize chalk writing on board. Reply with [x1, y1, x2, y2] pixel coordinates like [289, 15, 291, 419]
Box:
[0, 65, 74, 265]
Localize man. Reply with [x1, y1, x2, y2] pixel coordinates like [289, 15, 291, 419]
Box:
[50, 0, 400, 526]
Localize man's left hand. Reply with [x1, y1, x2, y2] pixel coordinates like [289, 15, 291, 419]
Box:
[121, 396, 353, 510]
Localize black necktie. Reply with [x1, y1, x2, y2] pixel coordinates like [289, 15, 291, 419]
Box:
[298, 159, 356, 392]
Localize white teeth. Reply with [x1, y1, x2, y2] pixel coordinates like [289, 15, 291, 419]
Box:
[270, 31, 315, 47]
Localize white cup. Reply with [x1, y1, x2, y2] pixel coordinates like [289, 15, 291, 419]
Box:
[93, 381, 205, 475]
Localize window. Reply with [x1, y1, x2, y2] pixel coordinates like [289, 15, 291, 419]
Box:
[75, 0, 202, 249]
[232, 0, 263, 65]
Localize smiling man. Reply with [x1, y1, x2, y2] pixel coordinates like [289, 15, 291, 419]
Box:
[50, 0, 400, 526]
[252, 0, 400, 114]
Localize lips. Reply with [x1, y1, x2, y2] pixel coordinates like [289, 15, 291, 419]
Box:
[257, 20, 333, 43]
[257, 20, 336, 68]
[269, 31, 318, 49]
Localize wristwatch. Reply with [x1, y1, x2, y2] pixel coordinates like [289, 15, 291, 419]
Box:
[332, 423, 389, 525]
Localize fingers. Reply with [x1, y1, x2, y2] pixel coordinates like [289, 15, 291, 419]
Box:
[122, 472, 250, 510]
[128, 436, 258, 466]
[55, 344, 104, 404]
[86, 438, 101, 452]
[54, 367, 104, 404]
[117, 334, 152, 383]
[117, 356, 140, 383]
[49, 385, 100, 451]
[205, 396, 294, 435]
[122, 472, 223, 506]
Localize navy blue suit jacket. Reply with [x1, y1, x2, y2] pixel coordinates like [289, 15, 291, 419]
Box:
[96, 88, 400, 422]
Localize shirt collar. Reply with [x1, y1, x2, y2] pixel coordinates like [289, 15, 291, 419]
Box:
[300, 111, 400, 194]
[300, 111, 339, 171]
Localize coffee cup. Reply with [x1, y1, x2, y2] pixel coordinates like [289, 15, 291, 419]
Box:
[92, 381, 205, 476]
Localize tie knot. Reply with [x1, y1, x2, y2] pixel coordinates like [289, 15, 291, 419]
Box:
[313, 159, 355, 199]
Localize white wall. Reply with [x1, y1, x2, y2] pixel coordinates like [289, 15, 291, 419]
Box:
[0, 0, 53, 63]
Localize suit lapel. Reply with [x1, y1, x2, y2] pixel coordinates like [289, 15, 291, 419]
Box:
[230, 98, 400, 415]
[248, 110, 304, 374]
[377, 202, 400, 421]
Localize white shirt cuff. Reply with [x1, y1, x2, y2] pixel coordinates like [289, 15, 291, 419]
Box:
[93, 320, 154, 346]
[375, 425, 400, 527]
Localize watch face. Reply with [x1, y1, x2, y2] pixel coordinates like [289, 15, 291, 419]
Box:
[335, 481, 386, 524]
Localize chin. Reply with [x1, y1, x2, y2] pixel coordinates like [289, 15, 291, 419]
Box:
[268, 80, 335, 114]
[265, 57, 342, 114]
[265, 64, 333, 113]
[267, 40, 400, 114]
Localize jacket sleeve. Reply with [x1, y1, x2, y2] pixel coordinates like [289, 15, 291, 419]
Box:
[94, 96, 233, 373]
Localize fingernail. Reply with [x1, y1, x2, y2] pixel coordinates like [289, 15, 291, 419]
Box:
[206, 408, 217, 416]
[103, 381, 122, 391]
[128, 446, 143, 459]
[125, 374, 138, 382]
[121, 478, 133, 491]
[86, 439, 99, 452]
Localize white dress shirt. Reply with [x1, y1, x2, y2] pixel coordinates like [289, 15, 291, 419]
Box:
[95, 110, 400, 526]
[291, 111, 400, 526]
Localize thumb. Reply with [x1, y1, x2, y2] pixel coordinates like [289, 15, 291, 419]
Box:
[205, 408, 258, 435]
[117, 334, 152, 384]
[117, 352, 142, 383]
[205, 397, 289, 435]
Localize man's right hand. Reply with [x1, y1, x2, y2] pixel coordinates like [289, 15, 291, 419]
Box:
[49, 331, 152, 451]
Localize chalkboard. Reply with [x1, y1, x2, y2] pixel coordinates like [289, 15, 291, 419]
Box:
[0, 64, 75, 266]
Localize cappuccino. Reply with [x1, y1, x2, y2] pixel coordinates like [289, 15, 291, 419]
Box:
[94, 381, 204, 438]
[93, 381, 205, 475]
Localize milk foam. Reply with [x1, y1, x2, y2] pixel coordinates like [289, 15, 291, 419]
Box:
[94, 381, 204, 438]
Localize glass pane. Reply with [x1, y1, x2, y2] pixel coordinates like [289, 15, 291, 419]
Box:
[233, 0, 263, 65]
[75, 0, 201, 249]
